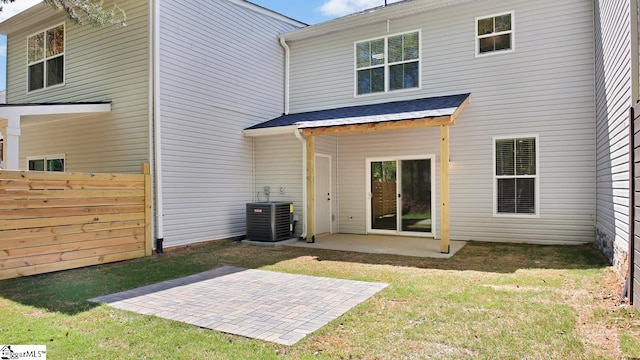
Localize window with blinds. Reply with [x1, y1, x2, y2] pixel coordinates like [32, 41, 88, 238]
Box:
[494, 136, 537, 215]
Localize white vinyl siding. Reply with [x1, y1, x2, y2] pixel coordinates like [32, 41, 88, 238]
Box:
[18, 112, 148, 173]
[254, 134, 304, 236]
[158, 0, 302, 247]
[5, 0, 150, 174]
[594, 0, 633, 256]
[286, 0, 595, 244]
[337, 129, 441, 236]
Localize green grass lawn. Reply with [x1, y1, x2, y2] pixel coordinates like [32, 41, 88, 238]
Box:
[0, 240, 639, 359]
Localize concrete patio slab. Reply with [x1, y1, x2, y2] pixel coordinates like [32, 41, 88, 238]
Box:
[286, 234, 466, 258]
[90, 266, 388, 345]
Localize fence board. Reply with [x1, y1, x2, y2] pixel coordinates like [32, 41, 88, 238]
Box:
[0, 179, 145, 190]
[0, 213, 144, 231]
[0, 227, 144, 253]
[0, 171, 143, 182]
[373, 181, 397, 219]
[2, 236, 142, 260]
[0, 166, 151, 280]
[1, 242, 144, 270]
[0, 189, 144, 199]
[0, 251, 145, 280]
[0, 197, 143, 210]
[0, 205, 144, 220]
[0, 221, 145, 242]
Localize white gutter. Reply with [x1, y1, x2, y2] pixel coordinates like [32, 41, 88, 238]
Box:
[152, 0, 164, 245]
[279, 37, 291, 115]
[294, 128, 307, 240]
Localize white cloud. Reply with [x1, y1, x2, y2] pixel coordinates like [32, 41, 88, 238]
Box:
[318, 0, 403, 17]
[0, 45, 5, 55]
[0, 0, 42, 23]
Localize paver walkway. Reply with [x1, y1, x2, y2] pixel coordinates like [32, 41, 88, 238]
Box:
[90, 266, 388, 345]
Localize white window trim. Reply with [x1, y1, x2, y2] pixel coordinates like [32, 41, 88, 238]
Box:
[492, 135, 539, 218]
[27, 154, 66, 172]
[475, 11, 515, 58]
[353, 29, 422, 97]
[26, 22, 66, 94]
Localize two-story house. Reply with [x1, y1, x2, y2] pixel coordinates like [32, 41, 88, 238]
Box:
[246, 0, 597, 255]
[0, 0, 303, 247]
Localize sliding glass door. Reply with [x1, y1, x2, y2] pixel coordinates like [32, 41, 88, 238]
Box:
[368, 156, 434, 235]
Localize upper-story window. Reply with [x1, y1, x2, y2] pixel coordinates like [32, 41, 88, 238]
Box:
[476, 12, 514, 56]
[355, 30, 420, 95]
[27, 23, 65, 92]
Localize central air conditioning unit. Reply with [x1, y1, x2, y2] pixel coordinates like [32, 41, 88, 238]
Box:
[246, 202, 293, 242]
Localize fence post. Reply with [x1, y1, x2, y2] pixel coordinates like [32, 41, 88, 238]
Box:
[142, 163, 153, 256]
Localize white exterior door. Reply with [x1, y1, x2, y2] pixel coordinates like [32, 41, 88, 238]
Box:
[315, 154, 332, 234]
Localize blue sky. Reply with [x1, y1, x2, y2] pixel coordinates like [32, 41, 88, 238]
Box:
[0, 0, 399, 91]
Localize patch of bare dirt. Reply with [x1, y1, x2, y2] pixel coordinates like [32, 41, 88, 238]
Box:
[574, 267, 625, 358]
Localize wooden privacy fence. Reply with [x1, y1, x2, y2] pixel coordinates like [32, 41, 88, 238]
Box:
[0, 164, 152, 280]
[373, 181, 397, 219]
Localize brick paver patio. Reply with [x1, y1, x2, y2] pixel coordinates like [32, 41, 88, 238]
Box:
[90, 266, 388, 345]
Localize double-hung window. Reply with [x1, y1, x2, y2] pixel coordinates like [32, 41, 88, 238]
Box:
[476, 12, 514, 56]
[27, 23, 65, 92]
[28, 155, 65, 172]
[494, 136, 537, 216]
[355, 31, 420, 95]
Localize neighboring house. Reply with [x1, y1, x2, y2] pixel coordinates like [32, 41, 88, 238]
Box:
[0, 0, 304, 247]
[0, 90, 5, 103]
[246, 0, 596, 253]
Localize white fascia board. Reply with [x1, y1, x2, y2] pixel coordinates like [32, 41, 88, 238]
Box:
[243, 125, 299, 137]
[296, 107, 458, 128]
[0, 103, 111, 119]
[0, 3, 54, 35]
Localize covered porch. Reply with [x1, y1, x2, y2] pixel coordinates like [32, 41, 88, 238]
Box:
[245, 93, 470, 254]
[0, 102, 111, 170]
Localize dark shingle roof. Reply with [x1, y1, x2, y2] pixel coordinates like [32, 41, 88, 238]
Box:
[246, 93, 470, 130]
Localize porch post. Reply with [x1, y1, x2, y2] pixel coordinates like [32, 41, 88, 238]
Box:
[4, 115, 21, 170]
[440, 125, 450, 253]
[306, 135, 316, 242]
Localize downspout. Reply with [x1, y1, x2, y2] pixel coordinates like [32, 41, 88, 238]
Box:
[281, 37, 304, 238]
[628, 0, 639, 303]
[279, 37, 290, 115]
[294, 128, 307, 240]
[152, 0, 164, 252]
[629, 105, 636, 304]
